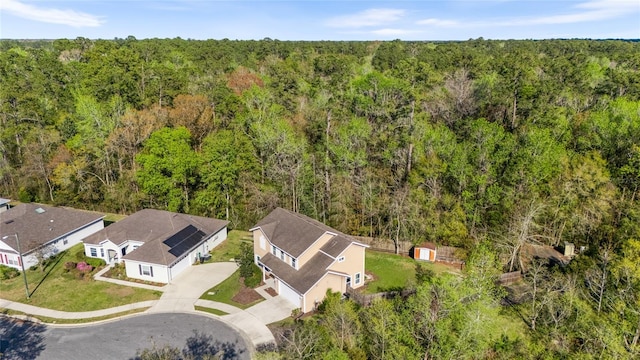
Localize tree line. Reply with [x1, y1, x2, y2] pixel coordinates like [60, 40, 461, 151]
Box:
[1, 38, 640, 358]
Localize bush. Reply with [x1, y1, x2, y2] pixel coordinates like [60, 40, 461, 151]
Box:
[243, 263, 262, 288]
[0, 264, 20, 280]
[63, 261, 77, 272]
[76, 262, 93, 272]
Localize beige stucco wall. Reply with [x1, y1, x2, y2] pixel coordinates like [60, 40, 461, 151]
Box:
[298, 232, 334, 266]
[303, 272, 345, 312]
[327, 244, 366, 289]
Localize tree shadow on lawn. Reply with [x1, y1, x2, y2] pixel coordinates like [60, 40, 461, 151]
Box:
[28, 252, 66, 298]
[0, 315, 46, 360]
[130, 330, 246, 360]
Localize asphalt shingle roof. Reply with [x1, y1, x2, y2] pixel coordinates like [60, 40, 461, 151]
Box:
[83, 209, 228, 266]
[0, 203, 104, 253]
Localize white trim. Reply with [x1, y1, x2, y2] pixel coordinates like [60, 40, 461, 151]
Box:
[318, 249, 335, 259]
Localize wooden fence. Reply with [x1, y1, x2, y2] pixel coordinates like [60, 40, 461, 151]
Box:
[352, 236, 412, 256]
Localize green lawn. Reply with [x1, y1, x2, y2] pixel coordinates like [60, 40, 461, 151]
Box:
[0, 307, 150, 324]
[194, 305, 228, 316]
[208, 230, 252, 262]
[0, 244, 161, 311]
[364, 250, 461, 293]
[199, 270, 263, 309]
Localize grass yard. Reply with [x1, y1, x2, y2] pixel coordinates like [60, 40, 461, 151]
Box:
[0, 244, 161, 311]
[0, 307, 150, 324]
[208, 230, 252, 262]
[364, 250, 462, 294]
[194, 305, 228, 316]
[199, 270, 264, 309]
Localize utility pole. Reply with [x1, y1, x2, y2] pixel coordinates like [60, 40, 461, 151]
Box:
[3, 234, 30, 299]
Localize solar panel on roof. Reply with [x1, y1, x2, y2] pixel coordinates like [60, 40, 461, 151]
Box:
[163, 225, 207, 257]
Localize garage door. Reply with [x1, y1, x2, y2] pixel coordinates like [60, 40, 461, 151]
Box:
[169, 255, 191, 281]
[278, 280, 301, 308]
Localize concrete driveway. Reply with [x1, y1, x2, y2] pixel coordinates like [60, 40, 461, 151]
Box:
[148, 262, 238, 313]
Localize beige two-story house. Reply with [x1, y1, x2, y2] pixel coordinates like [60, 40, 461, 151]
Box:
[251, 207, 368, 313]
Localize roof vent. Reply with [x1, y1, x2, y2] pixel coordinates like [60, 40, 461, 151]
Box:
[4, 220, 13, 224]
[35, 207, 46, 214]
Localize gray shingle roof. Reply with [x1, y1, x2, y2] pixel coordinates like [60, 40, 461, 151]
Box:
[83, 209, 228, 266]
[261, 252, 339, 294]
[254, 208, 359, 294]
[0, 203, 104, 253]
[253, 207, 352, 257]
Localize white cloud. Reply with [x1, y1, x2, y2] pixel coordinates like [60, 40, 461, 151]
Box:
[417, 18, 458, 27]
[505, 0, 639, 25]
[0, 0, 104, 27]
[326, 8, 406, 28]
[417, 0, 639, 29]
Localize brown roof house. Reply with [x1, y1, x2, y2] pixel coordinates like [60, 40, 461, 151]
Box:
[251, 207, 368, 313]
[0, 203, 105, 270]
[82, 209, 228, 284]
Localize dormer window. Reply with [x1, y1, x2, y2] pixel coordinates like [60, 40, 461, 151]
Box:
[272, 245, 277, 255]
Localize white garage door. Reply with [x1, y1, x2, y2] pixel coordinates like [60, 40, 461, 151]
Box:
[169, 255, 191, 282]
[278, 280, 301, 308]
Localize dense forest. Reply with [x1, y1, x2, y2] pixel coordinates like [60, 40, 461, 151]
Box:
[1, 38, 640, 358]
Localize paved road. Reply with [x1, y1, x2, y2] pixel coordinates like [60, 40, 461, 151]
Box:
[4, 313, 250, 360]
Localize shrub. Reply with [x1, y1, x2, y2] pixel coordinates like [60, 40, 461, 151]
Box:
[0, 264, 20, 280]
[243, 263, 262, 288]
[76, 262, 93, 272]
[63, 261, 77, 272]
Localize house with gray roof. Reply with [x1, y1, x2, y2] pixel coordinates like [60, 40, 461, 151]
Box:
[0, 198, 10, 213]
[0, 203, 104, 270]
[251, 207, 368, 313]
[83, 209, 228, 284]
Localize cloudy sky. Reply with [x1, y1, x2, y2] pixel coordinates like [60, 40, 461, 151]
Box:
[1, 0, 639, 40]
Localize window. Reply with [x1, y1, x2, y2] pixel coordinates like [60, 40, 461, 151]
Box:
[291, 258, 297, 269]
[337, 256, 345, 263]
[256, 255, 261, 263]
[100, 248, 105, 257]
[272, 245, 277, 255]
[7, 256, 19, 266]
[355, 272, 361, 285]
[280, 250, 285, 261]
[63, 239, 68, 245]
[90, 248, 97, 257]
[140, 264, 153, 277]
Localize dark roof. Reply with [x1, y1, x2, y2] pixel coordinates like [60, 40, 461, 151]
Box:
[261, 252, 340, 294]
[83, 209, 228, 266]
[253, 207, 352, 257]
[417, 242, 437, 250]
[319, 235, 352, 258]
[0, 203, 104, 254]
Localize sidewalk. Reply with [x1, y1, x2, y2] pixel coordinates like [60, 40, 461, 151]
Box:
[0, 298, 156, 320]
[0, 262, 294, 348]
[94, 265, 166, 292]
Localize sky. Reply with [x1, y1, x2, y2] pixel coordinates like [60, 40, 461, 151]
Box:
[1, 0, 639, 40]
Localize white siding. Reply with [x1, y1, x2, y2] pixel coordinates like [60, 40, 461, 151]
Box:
[125, 260, 169, 284]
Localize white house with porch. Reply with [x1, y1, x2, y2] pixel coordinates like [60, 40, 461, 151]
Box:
[82, 209, 228, 283]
